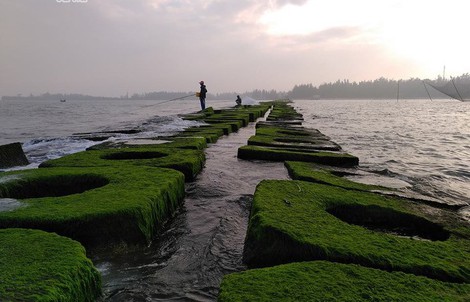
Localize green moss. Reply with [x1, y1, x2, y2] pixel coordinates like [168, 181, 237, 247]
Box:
[175, 131, 221, 144]
[39, 146, 205, 181]
[196, 124, 234, 135]
[266, 103, 304, 121]
[202, 119, 243, 132]
[204, 115, 250, 127]
[0, 166, 185, 248]
[0, 228, 101, 301]
[219, 261, 470, 302]
[135, 137, 208, 150]
[244, 180, 470, 283]
[167, 137, 208, 150]
[238, 145, 359, 167]
[247, 125, 342, 151]
[232, 106, 269, 122]
[285, 161, 392, 192]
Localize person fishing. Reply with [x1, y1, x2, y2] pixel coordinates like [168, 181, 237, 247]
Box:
[235, 95, 242, 106]
[199, 81, 207, 110]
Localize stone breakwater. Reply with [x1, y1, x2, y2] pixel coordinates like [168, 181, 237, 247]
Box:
[1, 101, 468, 301]
[219, 100, 470, 301]
[0, 105, 270, 301]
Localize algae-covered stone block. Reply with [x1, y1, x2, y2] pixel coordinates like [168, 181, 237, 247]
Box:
[285, 161, 392, 192]
[0, 166, 185, 248]
[219, 261, 470, 302]
[238, 145, 359, 167]
[40, 146, 205, 181]
[0, 228, 101, 301]
[244, 180, 470, 283]
[248, 125, 342, 152]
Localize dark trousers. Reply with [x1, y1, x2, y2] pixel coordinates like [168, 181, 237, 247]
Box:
[199, 98, 206, 110]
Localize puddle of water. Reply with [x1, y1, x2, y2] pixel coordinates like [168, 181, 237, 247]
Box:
[0, 198, 24, 212]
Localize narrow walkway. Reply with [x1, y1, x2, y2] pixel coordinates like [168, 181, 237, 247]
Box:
[96, 118, 289, 301]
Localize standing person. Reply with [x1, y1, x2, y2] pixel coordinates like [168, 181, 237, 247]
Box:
[199, 81, 207, 110]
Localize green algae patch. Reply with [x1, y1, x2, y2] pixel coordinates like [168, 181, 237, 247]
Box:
[285, 161, 392, 192]
[201, 119, 243, 132]
[265, 102, 303, 122]
[204, 115, 250, 127]
[0, 228, 101, 301]
[244, 180, 470, 283]
[219, 261, 470, 302]
[196, 123, 234, 135]
[232, 106, 270, 122]
[238, 145, 359, 167]
[40, 146, 205, 181]
[248, 125, 341, 151]
[0, 166, 185, 248]
[124, 137, 208, 150]
[173, 123, 228, 143]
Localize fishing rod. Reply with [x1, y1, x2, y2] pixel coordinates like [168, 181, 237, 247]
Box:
[142, 93, 197, 108]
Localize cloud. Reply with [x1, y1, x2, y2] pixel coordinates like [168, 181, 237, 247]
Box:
[2, 0, 463, 97]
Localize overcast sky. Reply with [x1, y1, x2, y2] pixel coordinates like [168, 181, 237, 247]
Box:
[1, 0, 469, 96]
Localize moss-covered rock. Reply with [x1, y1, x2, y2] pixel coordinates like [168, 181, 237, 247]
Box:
[203, 114, 250, 127]
[200, 119, 243, 132]
[0, 166, 185, 248]
[0, 228, 101, 301]
[238, 145, 359, 167]
[114, 137, 208, 151]
[181, 126, 225, 142]
[39, 146, 205, 181]
[264, 101, 304, 122]
[219, 261, 470, 302]
[285, 161, 391, 192]
[244, 180, 470, 283]
[248, 125, 342, 151]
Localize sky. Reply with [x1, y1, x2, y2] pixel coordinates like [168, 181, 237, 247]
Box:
[1, 0, 470, 97]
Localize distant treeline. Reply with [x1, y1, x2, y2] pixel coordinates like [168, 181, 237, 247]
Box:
[288, 76, 453, 100]
[4, 74, 469, 101]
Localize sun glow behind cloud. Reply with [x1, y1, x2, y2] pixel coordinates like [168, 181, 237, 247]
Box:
[258, 0, 470, 76]
[259, 1, 377, 38]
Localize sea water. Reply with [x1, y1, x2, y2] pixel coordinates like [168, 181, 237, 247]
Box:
[294, 99, 469, 209]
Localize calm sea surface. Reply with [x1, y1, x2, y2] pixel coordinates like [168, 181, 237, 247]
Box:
[1, 97, 469, 300]
[294, 99, 469, 210]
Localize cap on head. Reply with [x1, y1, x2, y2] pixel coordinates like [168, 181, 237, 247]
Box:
[199, 81, 204, 84]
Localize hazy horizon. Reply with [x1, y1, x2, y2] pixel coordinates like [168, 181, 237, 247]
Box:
[2, 0, 469, 97]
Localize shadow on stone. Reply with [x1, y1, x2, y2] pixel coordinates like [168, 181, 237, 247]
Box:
[101, 151, 167, 160]
[2, 175, 109, 199]
[327, 204, 450, 241]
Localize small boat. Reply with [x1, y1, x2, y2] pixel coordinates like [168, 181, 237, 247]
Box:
[60, 99, 66, 102]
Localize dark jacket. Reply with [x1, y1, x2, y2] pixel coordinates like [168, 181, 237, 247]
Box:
[200, 84, 207, 98]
